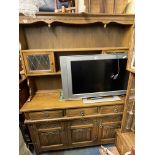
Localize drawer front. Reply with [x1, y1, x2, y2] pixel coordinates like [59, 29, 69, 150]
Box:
[36, 122, 61, 129]
[28, 110, 63, 120]
[101, 114, 122, 123]
[100, 105, 124, 114]
[66, 107, 97, 117]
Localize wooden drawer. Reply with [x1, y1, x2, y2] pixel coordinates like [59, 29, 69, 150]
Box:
[36, 122, 61, 129]
[28, 110, 63, 120]
[100, 105, 124, 114]
[101, 114, 122, 123]
[66, 107, 97, 117]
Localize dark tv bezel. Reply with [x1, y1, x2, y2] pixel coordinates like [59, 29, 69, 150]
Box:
[60, 53, 128, 100]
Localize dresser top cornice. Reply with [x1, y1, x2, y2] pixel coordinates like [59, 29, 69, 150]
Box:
[19, 13, 134, 25]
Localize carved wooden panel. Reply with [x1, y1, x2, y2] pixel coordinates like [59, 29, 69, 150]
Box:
[35, 122, 67, 150]
[99, 122, 121, 141]
[68, 118, 97, 146]
[71, 128, 92, 143]
[39, 130, 63, 147]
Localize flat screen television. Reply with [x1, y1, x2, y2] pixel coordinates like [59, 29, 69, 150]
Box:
[60, 53, 129, 100]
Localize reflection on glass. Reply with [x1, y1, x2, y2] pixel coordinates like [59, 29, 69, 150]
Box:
[27, 54, 50, 71]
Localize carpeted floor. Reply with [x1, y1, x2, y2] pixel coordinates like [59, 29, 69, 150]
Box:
[33, 144, 119, 155]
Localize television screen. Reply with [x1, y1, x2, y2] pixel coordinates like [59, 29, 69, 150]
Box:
[71, 59, 128, 94]
[60, 53, 129, 99]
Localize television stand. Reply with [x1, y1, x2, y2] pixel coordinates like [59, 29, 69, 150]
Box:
[82, 96, 121, 104]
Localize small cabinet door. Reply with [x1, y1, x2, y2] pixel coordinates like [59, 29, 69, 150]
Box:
[22, 51, 55, 75]
[99, 121, 121, 143]
[35, 122, 67, 151]
[38, 129, 64, 149]
[67, 118, 98, 147]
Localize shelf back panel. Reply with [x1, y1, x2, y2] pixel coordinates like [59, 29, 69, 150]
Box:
[31, 75, 62, 91]
[22, 23, 132, 49]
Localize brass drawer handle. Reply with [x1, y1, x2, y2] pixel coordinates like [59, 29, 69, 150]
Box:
[80, 111, 85, 116]
[113, 107, 118, 113]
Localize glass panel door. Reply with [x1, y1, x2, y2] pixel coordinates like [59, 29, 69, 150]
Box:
[23, 51, 55, 75]
[27, 54, 50, 71]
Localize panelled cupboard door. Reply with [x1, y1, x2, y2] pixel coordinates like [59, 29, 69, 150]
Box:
[68, 118, 98, 146]
[99, 121, 121, 142]
[35, 122, 67, 151]
[22, 51, 55, 75]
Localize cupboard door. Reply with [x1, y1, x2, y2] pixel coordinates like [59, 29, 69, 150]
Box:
[23, 51, 55, 75]
[68, 119, 98, 146]
[38, 129, 63, 149]
[99, 122, 121, 142]
[36, 122, 67, 151]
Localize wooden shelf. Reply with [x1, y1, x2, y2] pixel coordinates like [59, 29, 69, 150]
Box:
[19, 13, 134, 25]
[21, 47, 129, 52]
[20, 90, 125, 112]
[27, 71, 61, 76]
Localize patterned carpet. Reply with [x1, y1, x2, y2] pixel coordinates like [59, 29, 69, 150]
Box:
[33, 144, 118, 155]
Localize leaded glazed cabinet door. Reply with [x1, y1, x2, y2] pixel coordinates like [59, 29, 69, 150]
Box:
[22, 51, 55, 75]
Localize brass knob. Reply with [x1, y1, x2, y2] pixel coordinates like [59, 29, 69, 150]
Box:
[113, 107, 118, 113]
[80, 111, 85, 116]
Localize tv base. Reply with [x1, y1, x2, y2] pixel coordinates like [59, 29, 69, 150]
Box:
[82, 96, 121, 104]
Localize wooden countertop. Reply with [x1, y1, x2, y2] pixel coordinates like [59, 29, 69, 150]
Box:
[20, 90, 125, 112]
